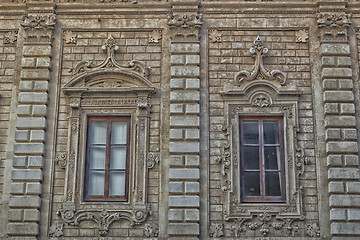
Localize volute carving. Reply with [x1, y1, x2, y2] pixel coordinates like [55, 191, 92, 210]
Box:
[235, 36, 286, 86]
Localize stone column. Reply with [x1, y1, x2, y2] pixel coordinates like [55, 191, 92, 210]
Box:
[6, 3, 55, 238]
[317, 10, 360, 239]
[167, 12, 202, 239]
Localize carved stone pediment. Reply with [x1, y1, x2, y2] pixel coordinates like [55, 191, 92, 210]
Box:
[62, 35, 156, 96]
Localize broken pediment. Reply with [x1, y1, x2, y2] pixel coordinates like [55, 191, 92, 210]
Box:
[62, 35, 156, 95]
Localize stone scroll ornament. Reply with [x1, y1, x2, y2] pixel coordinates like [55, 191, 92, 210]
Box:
[235, 36, 286, 86]
[70, 34, 149, 78]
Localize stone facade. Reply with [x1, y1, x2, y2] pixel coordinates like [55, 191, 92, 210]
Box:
[0, 0, 359, 239]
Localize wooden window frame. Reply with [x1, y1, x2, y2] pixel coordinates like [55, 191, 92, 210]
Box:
[240, 116, 286, 203]
[83, 116, 131, 202]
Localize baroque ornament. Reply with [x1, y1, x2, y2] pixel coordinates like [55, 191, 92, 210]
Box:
[317, 12, 351, 41]
[147, 152, 159, 169]
[295, 29, 309, 43]
[49, 222, 64, 237]
[71, 34, 149, 78]
[306, 223, 320, 237]
[57, 205, 150, 236]
[209, 223, 224, 238]
[4, 31, 18, 44]
[63, 30, 77, 44]
[55, 152, 67, 169]
[209, 29, 222, 43]
[149, 30, 162, 43]
[167, 13, 203, 40]
[21, 14, 56, 39]
[251, 94, 271, 108]
[235, 36, 286, 86]
[144, 223, 159, 237]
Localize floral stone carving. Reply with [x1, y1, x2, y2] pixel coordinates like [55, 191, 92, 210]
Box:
[235, 36, 286, 86]
[209, 223, 224, 238]
[4, 31, 18, 44]
[167, 13, 203, 40]
[63, 30, 77, 44]
[317, 12, 351, 41]
[21, 14, 56, 42]
[149, 30, 162, 43]
[57, 204, 150, 236]
[49, 222, 64, 237]
[209, 29, 222, 43]
[144, 223, 159, 237]
[295, 29, 309, 43]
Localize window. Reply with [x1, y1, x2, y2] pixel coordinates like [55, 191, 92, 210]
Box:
[84, 116, 130, 202]
[240, 116, 285, 203]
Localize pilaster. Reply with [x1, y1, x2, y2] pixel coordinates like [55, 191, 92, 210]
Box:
[6, 1, 55, 238]
[167, 6, 202, 239]
[317, 9, 360, 239]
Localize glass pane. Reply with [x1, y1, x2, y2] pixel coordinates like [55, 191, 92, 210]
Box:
[243, 121, 259, 144]
[111, 121, 127, 144]
[265, 172, 282, 196]
[88, 171, 105, 195]
[264, 146, 281, 170]
[91, 121, 107, 144]
[263, 121, 280, 144]
[110, 146, 127, 169]
[243, 146, 260, 169]
[109, 172, 125, 196]
[243, 172, 260, 196]
[90, 146, 106, 169]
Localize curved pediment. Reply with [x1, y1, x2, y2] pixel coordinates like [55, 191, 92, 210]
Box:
[62, 67, 156, 95]
[62, 35, 156, 96]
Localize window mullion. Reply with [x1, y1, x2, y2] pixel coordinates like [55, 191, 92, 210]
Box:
[259, 119, 265, 201]
[105, 119, 111, 199]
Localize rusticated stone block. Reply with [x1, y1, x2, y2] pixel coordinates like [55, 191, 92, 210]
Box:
[326, 142, 358, 154]
[169, 196, 199, 207]
[322, 68, 352, 78]
[24, 209, 40, 221]
[9, 196, 41, 208]
[23, 45, 51, 56]
[21, 58, 36, 68]
[330, 195, 360, 207]
[344, 155, 359, 166]
[12, 169, 43, 181]
[170, 142, 199, 153]
[330, 209, 346, 220]
[329, 182, 344, 193]
[28, 156, 43, 168]
[331, 222, 360, 235]
[169, 209, 184, 221]
[186, 78, 200, 89]
[328, 168, 360, 180]
[16, 118, 46, 129]
[170, 104, 183, 113]
[15, 130, 30, 141]
[169, 169, 199, 179]
[170, 116, 199, 127]
[185, 209, 200, 221]
[18, 92, 47, 104]
[323, 91, 354, 102]
[171, 66, 200, 77]
[17, 105, 32, 116]
[185, 182, 200, 193]
[337, 56, 352, 66]
[170, 78, 185, 89]
[346, 182, 360, 193]
[169, 182, 183, 193]
[171, 44, 199, 53]
[14, 143, 45, 155]
[170, 155, 184, 166]
[320, 44, 350, 55]
[10, 183, 25, 194]
[348, 209, 360, 221]
[185, 155, 199, 166]
[170, 90, 200, 102]
[171, 55, 185, 64]
[26, 183, 42, 194]
[325, 116, 356, 127]
[6, 223, 39, 236]
[7, 209, 23, 222]
[13, 156, 27, 167]
[36, 58, 51, 68]
[170, 129, 183, 139]
[168, 223, 199, 235]
[20, 69, 49, 80]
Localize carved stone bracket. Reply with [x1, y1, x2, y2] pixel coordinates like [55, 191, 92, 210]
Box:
[317, 12, 352, 41]
[21, 14, 56, 42]
[295, 128, 309, 176]
[149, 30, 162, 43]
[147, 152, 159, 169]
[63, 30, 77, 44]
[235, 36, 286, 86]
[167, 13, 203, 41]
[55, 152, 67, 169]
[57, 204, 150, 236]
[4, 30, 18, 44]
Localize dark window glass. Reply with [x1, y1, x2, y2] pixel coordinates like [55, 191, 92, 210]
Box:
[84, 116, 130, 202]
[240, 117, 285, 202]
